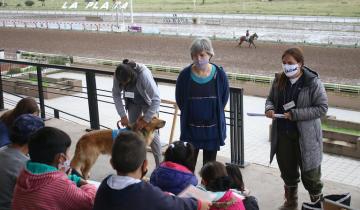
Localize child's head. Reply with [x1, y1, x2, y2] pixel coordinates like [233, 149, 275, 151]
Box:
[226, 164, 245, 191]
[10, 114, 44, 146]
[12, 97, 39, 117]
[28, 127, 71, 169]
[164, 141, 196, 172]
[199, 161, 232, 192]
[111, 131, 148, 178]
[1, 97, 39, 127]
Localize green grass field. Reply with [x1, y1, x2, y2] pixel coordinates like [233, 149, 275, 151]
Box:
[322, 123, 360, 136]
[1, 0, 360, 17]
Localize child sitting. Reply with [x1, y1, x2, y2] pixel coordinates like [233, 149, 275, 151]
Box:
[93, 131, 210, 210]
[0, 114, 44, 210]
[12, 127, 96, 210]
[150, 141, 198, 195]
[199, 161, 245, 210]
[226, 165, 259, 210]
[0, 97, 39, 148]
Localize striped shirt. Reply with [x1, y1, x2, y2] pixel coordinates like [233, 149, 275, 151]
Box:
[12, 166, 96, 210]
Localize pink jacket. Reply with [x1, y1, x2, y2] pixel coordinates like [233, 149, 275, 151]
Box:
[12, 169, 96, 210]
[210, 190, 245, 210]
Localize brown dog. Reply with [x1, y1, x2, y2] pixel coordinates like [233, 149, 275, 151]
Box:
[70, 116, 166, 179]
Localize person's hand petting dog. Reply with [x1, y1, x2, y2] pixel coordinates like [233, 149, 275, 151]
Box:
[120, 116, 129, 127]
[136, 117, 148, 130]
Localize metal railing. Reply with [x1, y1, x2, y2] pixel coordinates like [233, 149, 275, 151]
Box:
[0, 58, 246, 167]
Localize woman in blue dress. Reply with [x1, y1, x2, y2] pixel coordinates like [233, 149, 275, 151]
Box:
[175, 37, 229, 167]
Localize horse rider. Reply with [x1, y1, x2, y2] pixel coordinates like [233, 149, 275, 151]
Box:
[246, 30, 250, 41]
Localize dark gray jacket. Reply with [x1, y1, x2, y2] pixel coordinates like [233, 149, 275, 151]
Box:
[112, 64, 160, 123]
[265, 67, 328, 171]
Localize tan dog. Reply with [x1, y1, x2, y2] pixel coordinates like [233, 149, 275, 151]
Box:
[71, 116, 166, 179]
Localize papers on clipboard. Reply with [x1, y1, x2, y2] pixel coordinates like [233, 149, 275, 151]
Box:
[87, 180, 101, 188]
[178, 185, 216, 203]
[247, 113, 285, 118]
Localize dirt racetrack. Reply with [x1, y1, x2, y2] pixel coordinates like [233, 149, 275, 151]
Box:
[1, 28, 359, 85]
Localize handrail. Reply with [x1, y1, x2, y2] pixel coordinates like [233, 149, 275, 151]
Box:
[2, 91, 111, 129]
[0, 58, 246, 167]
[0, 59, 114, 75]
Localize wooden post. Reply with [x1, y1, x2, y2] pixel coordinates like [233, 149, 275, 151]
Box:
[169, 104, 179, 145]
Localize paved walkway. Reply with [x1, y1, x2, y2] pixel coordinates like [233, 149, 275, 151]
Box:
[44, 117, 360, 209]
[1, 102, 360, 209]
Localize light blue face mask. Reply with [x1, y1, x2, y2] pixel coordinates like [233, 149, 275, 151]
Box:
[194, 58, 209, 70]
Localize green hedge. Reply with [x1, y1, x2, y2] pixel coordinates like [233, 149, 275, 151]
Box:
[24, 0, 34, 7]
[48, 56, 68, 65]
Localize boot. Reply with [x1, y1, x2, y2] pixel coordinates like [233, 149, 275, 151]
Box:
[310, 193, 323, 203]
[279, 185, 298, 210]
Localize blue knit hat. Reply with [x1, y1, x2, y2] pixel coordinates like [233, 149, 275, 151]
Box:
[11, 114, 44, 145]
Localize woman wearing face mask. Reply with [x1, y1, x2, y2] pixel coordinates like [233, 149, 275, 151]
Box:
[175, 37, 229, 168]
[265, 48, 328, 209]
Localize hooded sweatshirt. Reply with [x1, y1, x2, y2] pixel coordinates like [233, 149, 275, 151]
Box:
[112, 63, 160, 123]
[210, 190, 245, 210]
[12, 161, 96, 210]
[150, 161, 198, 195]
[197, 185, 245, 210]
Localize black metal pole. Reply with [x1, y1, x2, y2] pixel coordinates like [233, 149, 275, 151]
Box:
[229, 88, 246, 167]
[0, 49, 4, 110]
[86, 72, 100, 130]
[239, 89, 245, 165]
[54, 109, 60, 119]
[0, 67, 4, 111]
[230, 91, 235, 163]
[36, 66, 46, 119]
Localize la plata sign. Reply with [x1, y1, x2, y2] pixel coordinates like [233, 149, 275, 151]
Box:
[62, 1, 128, 10]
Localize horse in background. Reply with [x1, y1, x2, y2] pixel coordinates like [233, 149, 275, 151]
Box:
[238, 33, 259, 48]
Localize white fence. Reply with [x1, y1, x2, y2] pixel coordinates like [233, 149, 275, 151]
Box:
[1, 10, 360, 46]
[1, 19, 127, 32]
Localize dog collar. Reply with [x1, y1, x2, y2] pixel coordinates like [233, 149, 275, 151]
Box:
[112, 128, 129, 140]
